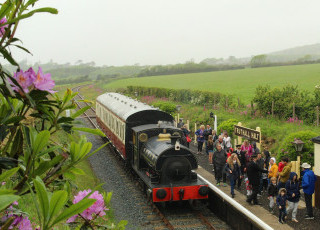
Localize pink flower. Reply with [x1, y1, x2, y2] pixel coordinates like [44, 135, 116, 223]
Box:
[34, 67, 55, 93]
[1, 181, 6, 185]
[10, 69, 35, 93]
[67, 190, 108, 223]
[0, 17, 8, 37]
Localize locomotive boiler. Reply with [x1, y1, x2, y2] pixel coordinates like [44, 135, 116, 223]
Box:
[96, 93, 208, 202]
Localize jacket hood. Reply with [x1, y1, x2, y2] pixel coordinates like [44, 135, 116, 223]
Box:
[270, 157, 276, 164]
[289, 172, 297, 181]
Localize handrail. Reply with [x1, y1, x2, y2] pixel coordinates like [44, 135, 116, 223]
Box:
[198, 174, 273, 230]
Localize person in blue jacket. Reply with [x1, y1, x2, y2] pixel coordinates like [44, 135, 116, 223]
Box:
[285, 172, 300, 222]
[301, 162, 317, 220]
[276, 188, 287, 224]
[195, 125, 205, 154]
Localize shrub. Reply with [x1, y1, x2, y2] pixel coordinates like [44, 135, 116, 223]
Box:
[277, 130, 317, 166]
[152, 101, 177, 114]
[217, 119, 238, 137]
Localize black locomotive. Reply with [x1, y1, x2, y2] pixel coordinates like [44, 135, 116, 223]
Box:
[96, 93, 208, 202]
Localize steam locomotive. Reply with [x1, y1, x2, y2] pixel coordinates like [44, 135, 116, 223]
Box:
[96, 93, 208, 202]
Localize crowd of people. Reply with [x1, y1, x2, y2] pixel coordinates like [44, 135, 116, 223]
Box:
[179, 121, 317, 224]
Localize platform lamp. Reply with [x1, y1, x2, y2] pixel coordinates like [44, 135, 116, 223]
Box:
[291, 138, 305, 156]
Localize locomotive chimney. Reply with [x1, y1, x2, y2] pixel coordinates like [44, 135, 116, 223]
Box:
[170, 134, 180, 146]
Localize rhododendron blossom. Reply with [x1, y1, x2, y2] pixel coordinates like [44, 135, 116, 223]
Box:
[33, 67, 55, 93]
[67, 190, 108, 223]
[0, 17, 8, 37]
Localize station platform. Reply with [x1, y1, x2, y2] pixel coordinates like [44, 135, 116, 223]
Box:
[195, 166, 293, 229]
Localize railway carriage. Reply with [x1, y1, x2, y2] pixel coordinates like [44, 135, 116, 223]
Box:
[96, 93, 208, 202]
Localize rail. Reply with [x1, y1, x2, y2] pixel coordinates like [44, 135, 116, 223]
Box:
[197, 174, 273, 230]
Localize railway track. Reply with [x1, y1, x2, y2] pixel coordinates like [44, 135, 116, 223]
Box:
[71, 85, 226, 230]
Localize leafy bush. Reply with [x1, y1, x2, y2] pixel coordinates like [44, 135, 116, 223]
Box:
[217, 119, 238, 137]
[277, 130, 317, 165]
[152, 101, 176, 114]
[127, 86, 234, 107]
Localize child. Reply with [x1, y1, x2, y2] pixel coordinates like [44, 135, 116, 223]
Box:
[276, 188, 287, 224]
[245, 177, 252, 197]
[267, 177, 278, 213]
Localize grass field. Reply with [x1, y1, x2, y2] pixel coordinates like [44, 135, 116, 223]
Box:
[104, 63, 320, 104]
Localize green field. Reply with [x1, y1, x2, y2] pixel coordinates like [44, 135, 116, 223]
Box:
[104, 63, 320, 103]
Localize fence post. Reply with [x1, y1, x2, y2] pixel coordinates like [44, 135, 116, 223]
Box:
[293, 103, 295, 119]
[237, 122, 242, 145]
[313, 166, 316, 207]
[187, 120, 190, 130]
[194, 123, 197, 145]
[177, 113, 180, 123]
[272, 101, 274, 117]
[256, 127, 261, 150]
[291, 161, 296, 174]
[214, 115, 217, 132]
[251, 101, 254, 116]
[174, 116, 177, 127]
[296, 155, 301, 178]
[316, 106, 319, 127]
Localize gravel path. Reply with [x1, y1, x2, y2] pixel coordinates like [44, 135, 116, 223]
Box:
[190, 142, 320, 230]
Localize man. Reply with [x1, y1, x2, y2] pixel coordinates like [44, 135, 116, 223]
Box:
[246, 154, 268, 205]
[177, 118, 184, 128]
[203, 124, 212, 155]
[212, 143, 227, 187]
[256, 153, 265, 195]
[214, 135, 227, 151]
[278, 157, 292, 189]
[234, 144, 246, 186]
[301, 162, 317, 220]
[251, 142, 260, 155]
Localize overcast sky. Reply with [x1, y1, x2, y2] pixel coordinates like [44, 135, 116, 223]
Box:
[13, 0, 320, 66]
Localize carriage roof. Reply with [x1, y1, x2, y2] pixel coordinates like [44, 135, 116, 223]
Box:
[96, 92, 162, 121]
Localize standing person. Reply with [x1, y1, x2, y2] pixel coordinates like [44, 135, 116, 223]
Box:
[264, 149, 271, 170]
[241, 140, 252, 168]
[261, 165, 268, 193]
[195, 125, 205, 154]
[246, 155, 268, 205]
[301, 162, 317, 220]
[234, 144, 247, 176]
[251, 142, 260, 155]
[177, 118, 184, 128]
[214, 135, 227, 151]
[212, 130, 218, 142]
[207, 135, 214, 165]
[212, 143, 227, 187]
[276, 188, 288, 224]
[225, 153, 242, 198]
[267, 177, 278, 213]
[204, 125, 212, 155]
[223, 132, 232, 151]
[256, 153, 265, 195]
[181, 124, 191, 148]
[285, 172, 300, 223]
[268, 157, 278, 182]
[278, 157, 292, 189]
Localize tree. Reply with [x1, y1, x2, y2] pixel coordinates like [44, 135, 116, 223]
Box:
[250, 54, 267, 67]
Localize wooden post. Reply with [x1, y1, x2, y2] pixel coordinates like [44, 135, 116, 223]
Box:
[177, 113, 180, 123]
[238, 97, 240, 108]
[316, 106, 319, 127]
[291, 161, 296, 173]
[174, 116, 177, 127]
[226, 97, 229, 109]
[272, 101, 274, 117]
[255, 127, 261, 150]
[251, 101, 254, 116]
[187, 120, 190, 130]
[237, 122, 242, 145]
[293, 103, 295, 119]
[194, 123, 197, 144]
[296, 155, 301, 178]
[313, 166, 315, 207]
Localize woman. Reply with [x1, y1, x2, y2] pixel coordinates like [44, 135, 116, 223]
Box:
[225, 153, 242, 198]
[195, 125, 205, 154]
[241, 140, 252, 167]
[207, 135, 214, 165]
[212, 130, 218, 142]
[268, 157, 278, 182]
[223, 132, 232, 151]
[181, 124, 191, 148]
[285, 172, 300, 223]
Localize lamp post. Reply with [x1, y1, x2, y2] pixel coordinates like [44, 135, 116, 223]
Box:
[291, 138, 305, 155]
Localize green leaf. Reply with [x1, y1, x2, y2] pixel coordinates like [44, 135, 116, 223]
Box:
[50, 198, 96, 227]
[0, 1, 13, 19]
[72, 127, 106, 137]
[27, 182, 41, 226]
[0, 47, 18, 66]
[71, 106, 90, 118]
[84, 142, 109, 160]
[4, 115, 24, 125]
[23, 0, 39, 10]
[57, 117, 74, 124]
[12, 44, 32, 55]
[69, 167, 85, 175]
[78, 142, 92, 160]
[63, 171, 75, 181]
[0, 189, 16, 195]
[33, 177, 49, 223]
[33, 130, 50, 155]
[0, 167, 19, 182]
[38, 145, 61, 157]
[48, 191, 68, 226]
[34, 155, 63, 176]
[0, 195, 20, 211]
[5, 7, 58, 25]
